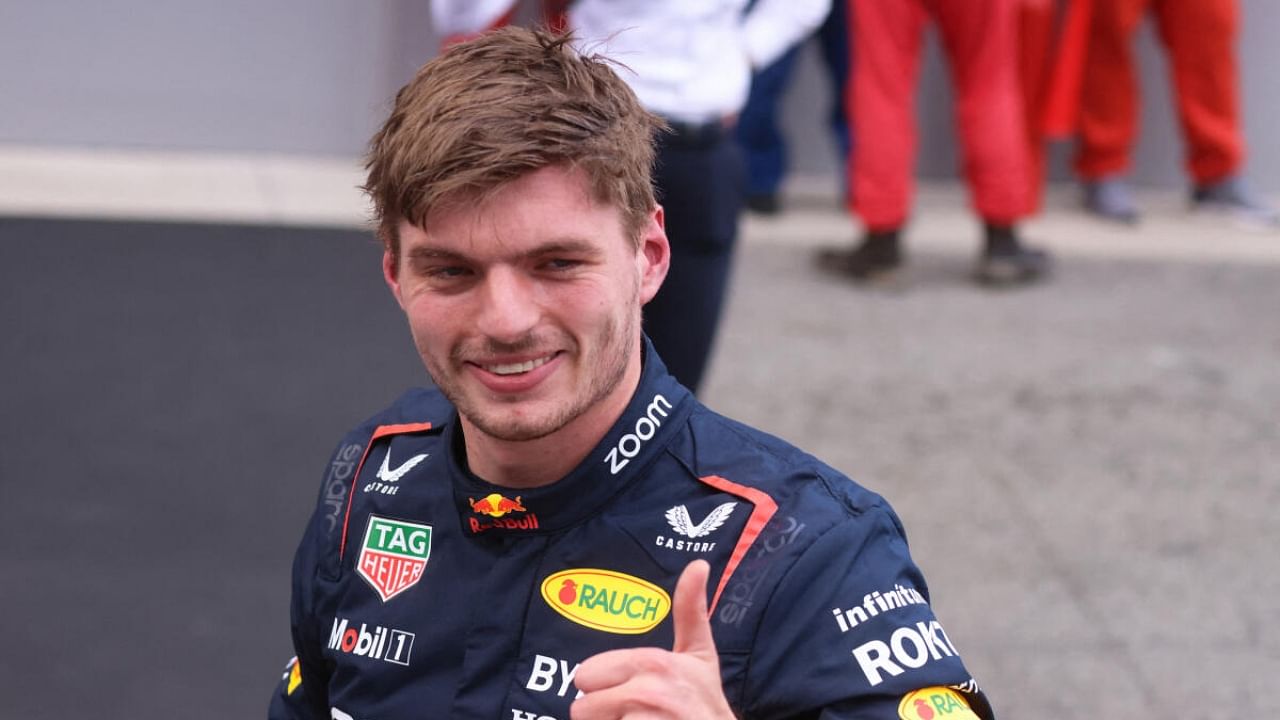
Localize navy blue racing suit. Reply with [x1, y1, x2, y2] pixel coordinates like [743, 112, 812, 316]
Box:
[269, 341, 995, 719]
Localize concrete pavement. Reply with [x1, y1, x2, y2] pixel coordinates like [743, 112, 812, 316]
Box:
[707, 182, 1280, 718]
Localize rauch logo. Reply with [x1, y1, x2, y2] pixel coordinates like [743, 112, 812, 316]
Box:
[896, 687, 980, 720]
[356, 515, 432, 602]
[540, 568, 670, 634]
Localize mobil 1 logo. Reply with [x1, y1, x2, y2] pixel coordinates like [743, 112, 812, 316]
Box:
[329, 617, 414, 666]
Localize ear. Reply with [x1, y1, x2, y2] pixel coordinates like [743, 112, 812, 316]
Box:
[382, 238, 406, 310]
[637, 205, 670, 306]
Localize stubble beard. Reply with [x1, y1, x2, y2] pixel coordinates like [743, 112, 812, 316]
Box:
[423, 301, 639, 444]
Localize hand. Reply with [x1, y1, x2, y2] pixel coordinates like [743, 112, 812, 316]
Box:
[569, 560, 735, 719]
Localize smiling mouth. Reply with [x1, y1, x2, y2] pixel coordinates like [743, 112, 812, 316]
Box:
[480, 353, 557, 376]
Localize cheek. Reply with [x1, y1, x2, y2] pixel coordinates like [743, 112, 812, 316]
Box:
[570, 282, 629, 322]
[403, 299, 451, 343]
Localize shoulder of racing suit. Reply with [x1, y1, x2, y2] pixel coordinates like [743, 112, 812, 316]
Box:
[304, 386, 456, 575]
[657, 404, 994, 718]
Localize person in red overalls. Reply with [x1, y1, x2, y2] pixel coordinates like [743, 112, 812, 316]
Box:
[1076, 0, 1277, 226]
[823, 0, 1051, 286]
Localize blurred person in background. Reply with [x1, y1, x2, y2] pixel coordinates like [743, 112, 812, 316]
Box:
[434, 0, 832, 393]
[821, 0, 1052, 287]
[1075, 0, 1279, 227]
[736, 0, 851, 216]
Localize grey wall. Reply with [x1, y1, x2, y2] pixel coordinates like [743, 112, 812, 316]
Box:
[0, 0, 434, 156]
[1, 1, 1276, 189]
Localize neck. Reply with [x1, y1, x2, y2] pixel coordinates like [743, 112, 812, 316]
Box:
[461, 346, 643, 489]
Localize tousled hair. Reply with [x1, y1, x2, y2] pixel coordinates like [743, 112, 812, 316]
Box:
[363, 26, 666, 262]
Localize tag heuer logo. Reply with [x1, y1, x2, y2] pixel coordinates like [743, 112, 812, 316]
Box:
[357, 515, 432, 602]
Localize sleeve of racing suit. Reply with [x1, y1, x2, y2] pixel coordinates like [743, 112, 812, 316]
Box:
[268, 510, 333, 720]
[267, 504, 334, 720]
[267, 656, 310, 720]
[268, 438, 359, 720]
[740, 503, 995, 719]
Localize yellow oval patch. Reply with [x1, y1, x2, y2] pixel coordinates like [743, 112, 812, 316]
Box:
[898, 687, 980, 720]
[540, 568, 671, 634]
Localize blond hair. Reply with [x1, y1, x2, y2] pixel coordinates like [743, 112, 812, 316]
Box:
[364, 27, 666, 261]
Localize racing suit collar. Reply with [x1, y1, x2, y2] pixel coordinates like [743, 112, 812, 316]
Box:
[447, 335, 692, 535]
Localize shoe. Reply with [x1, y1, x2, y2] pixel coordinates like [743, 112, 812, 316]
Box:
[745, 193, 782, 215]
[1083, 177, 1140, 224]
[815, 231, 902, 282]
[974, 238, 1052, 287]
[1191, 176, 1280, 229]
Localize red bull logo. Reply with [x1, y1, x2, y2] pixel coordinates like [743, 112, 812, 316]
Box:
[468, 493, 539, 533]
[469, 493, 527, 517]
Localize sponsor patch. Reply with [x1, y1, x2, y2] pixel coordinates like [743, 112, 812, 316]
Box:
[666, 501, 736, 538]
[328, 617, 415, 665]
[356, 515, 432, 601]
[279, 657, 302, 696]
[468, 493, 539, 533]
[852, 620, 960, 686]
[509, 709, 560, 720]
[832, 584, 928, 632]
[541, 569, 671, 634]
[322, 443, 363, 533]
[470, 493, 526, 517]
[363, 449, 428, 495]
[525, 653, 582, 699]
[604, 394, 672, 474]
[716, 515, 805, 626]
[898, 687, 980, 720]
[287, 659, 302, 694]
[655, 501, 736, 553]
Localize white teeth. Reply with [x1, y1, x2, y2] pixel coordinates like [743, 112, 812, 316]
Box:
[484, 355, 552, 376]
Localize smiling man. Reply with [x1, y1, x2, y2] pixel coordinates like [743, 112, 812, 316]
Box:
[389, 163, 661, 487]
[269, 27, 995, 720]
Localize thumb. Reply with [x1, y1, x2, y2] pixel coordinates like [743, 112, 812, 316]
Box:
[671, 559, 717, 658]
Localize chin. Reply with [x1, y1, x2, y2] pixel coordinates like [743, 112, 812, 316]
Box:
[470, 414, 564, 443]
[460, 395, 567, 441]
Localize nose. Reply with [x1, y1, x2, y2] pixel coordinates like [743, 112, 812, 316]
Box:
[474, 265, 540, 343]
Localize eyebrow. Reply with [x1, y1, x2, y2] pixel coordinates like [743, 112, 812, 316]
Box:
[405, 246, 467, 264]
[406, 239, 603, 264]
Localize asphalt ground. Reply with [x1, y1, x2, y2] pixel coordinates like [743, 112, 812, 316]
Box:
[1, 188, 1277, 718]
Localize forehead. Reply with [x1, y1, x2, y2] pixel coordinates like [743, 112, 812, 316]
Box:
[406, 166, 629, 257]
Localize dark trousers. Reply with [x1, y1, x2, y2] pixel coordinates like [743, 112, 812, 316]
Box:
[735, 1, 851, 197]
[644, 124, 744, 394]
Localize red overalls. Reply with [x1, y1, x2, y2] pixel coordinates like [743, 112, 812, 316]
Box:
[1074, 0, 1244, 183]
[848, 0, 1033, 229]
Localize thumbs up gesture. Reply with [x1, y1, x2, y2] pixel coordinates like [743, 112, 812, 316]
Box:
[570, 560, 736, 719]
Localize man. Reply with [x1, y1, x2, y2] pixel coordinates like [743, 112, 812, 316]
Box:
[736, 0, 850, 216]
[823, 0, 1050, 287]
[433, 0, 831, 394]
[1075, 0, 1278, 227]
[269, 28, 993, 719]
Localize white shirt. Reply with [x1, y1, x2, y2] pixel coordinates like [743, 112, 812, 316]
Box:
[431, 0, 831, 123]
